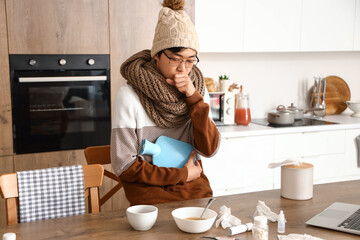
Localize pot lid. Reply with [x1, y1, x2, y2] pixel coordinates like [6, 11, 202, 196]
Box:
[276, 105, 292, 112]
[269, 105, 294, 115]
[287, 103, 303, 111]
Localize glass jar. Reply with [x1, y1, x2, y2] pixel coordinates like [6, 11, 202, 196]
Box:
[235, 93, 251, 125]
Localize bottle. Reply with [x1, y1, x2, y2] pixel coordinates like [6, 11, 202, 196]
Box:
[278, 210, 286, 233]
[252, 216, 268, 240]
[228, 222, 253, 235]
[235, 92, 251, 126]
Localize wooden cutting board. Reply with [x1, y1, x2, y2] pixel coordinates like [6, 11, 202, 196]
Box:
[311, 75, 351, 115]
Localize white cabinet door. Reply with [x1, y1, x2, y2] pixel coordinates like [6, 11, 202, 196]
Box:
[354, 0, 360, 50]
[344, 129, 360, 177]
[195, 0, 244, 52]
[243, 0, 302, 52]
[274, 130, 346, 159]
[202, 135, 274, 196]
[301, 0, 356, 51]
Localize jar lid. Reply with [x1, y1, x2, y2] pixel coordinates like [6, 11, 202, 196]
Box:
[282, 162, 313, 169]
[254, 216, 267, 226]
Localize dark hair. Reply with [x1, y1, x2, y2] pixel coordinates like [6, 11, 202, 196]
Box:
[156, 47, 186, 57]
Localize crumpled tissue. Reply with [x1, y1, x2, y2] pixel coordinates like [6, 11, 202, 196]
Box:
[268, 159, 301, 168]
[253, 200, 286, 222]
[215, 205, 242, 229]
[278, 234, 324, 240]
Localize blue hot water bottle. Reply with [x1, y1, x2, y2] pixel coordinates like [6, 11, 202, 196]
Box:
[140, 136, 196, 168]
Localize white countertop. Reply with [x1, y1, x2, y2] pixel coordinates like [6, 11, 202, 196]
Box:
[218, 113, 360, 138]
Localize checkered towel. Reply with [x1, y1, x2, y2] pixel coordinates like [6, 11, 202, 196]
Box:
[17, 165, 86, 223]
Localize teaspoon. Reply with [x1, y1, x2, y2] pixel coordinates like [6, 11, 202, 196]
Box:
[199, 198, 216, 220]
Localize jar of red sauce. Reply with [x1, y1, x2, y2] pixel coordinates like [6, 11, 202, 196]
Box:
[235, 93, 251, 125]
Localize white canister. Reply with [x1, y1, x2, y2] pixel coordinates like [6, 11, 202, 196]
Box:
[281, 163, 313, 200]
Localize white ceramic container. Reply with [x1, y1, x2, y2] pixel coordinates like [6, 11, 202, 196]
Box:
[126, 205, 158, 231]
[171, 207, 217, 233]
[281, 163, 313, 200]
[346, 100, 360, 117]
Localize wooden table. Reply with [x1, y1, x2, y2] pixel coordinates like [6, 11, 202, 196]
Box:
[1, 180, 359, 240]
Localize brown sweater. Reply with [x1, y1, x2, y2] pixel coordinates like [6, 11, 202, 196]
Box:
[111, 85, 220, 205]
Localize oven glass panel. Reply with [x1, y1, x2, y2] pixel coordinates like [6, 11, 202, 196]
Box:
[11, 70, 110, 154]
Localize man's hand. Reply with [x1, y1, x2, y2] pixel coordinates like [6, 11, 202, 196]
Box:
[166, 74, 195, 97]
[184, 150, 202, 182]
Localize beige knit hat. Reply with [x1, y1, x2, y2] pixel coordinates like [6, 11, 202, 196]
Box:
[151, 0, 199, 57]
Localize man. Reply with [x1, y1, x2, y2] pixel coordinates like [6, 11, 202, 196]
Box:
[111, 0, 220, 205]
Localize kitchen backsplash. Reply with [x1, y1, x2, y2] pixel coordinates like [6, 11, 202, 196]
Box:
[198, 51, 360, 118]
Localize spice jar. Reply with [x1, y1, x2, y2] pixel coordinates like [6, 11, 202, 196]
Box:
[235, 93, 251, 126]
[252, 216, 269, 240]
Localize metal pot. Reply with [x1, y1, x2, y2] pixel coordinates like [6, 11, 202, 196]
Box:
[286, 103, 325, 119]
[268, 105, 295, 125]
[287, 103, 304, 120]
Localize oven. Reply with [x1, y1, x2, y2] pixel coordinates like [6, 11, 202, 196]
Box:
[10, 54, 111, 154]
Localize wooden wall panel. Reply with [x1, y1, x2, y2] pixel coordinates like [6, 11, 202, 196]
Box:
[109, 0, 162, 105]
[109, 0, 195, 104]
[0, 0, 13, 156]
[13, 149, 86, 171]
[6, 0, 109, 54]
[0, 155, 14, 226]
[109, 0, 162, 211]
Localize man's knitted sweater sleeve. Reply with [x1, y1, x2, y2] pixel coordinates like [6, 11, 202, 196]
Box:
[186, 90, 220, 157]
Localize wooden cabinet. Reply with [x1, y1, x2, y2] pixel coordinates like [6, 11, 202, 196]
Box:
[0, 155, 14, 226]
[6, 0, 109, 54]
[300, 0, 356, 51]
[202, 135, 274, 196]
[244, 0, 302, 52]
[0, 0, 13, 156]
[354, 0, 360, 50]
[195, 0, 245, 52]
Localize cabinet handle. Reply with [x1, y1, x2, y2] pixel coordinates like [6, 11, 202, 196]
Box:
[19, 75, 107, 83]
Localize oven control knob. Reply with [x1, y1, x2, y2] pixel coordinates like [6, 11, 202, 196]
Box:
[29, 59, 37, 66]
[226, 98, 233, 105]
[87, 59, 95, 65]
[59, 58, 67, 66]
[226, 108, 233, 115]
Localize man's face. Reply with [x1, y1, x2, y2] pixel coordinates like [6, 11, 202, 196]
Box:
[154, 48, 197, 80]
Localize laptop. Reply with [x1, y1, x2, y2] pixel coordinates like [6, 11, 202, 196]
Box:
[306, 202, 360, 235]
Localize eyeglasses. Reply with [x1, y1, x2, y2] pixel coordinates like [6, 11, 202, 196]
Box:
[162, 51, 199, 68]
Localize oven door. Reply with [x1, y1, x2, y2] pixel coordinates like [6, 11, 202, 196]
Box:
[11, 70, 111, 154]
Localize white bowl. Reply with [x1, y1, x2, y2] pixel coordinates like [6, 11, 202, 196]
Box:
[171, 207, 217, 233]
[126, 205, 158, 231]
[346, 101, 360, 117]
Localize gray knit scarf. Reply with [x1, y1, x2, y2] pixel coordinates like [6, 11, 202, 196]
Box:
[120, 49, 205, 128]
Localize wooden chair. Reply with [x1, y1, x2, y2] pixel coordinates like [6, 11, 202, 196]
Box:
[84, 145, 122, 210]
[0, 164, 104, 225]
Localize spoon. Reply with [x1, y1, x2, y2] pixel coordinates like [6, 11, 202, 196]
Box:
[199, 198, 216, 220]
